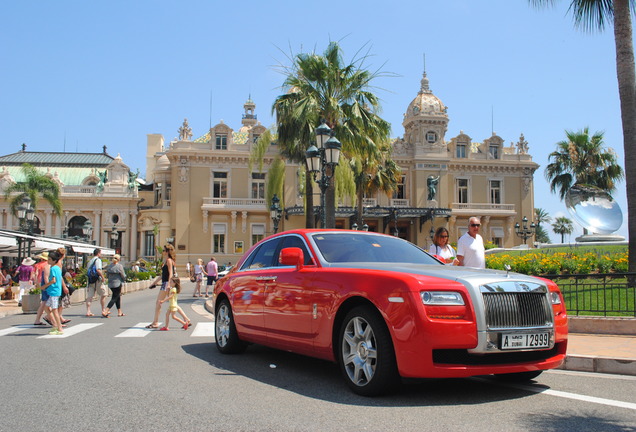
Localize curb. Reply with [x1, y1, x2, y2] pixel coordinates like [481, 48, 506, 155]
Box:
[560, 355, 636, 376]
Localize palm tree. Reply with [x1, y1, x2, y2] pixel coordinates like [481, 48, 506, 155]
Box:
[349, 146, 402, 226]
[529, 0, 636, 270]
[3, 163, 62, 228]
[273, 41, 392, 228]
[552, 216, 574, 243]
[545, 128, 624, 199]
[535, 207, 552, 243]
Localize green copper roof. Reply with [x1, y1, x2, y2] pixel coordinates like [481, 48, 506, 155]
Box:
[0, 151, 114, 166]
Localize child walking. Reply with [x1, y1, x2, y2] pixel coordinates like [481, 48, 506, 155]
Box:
[159, 278, 191, 331]
[40, 250, 64, 335]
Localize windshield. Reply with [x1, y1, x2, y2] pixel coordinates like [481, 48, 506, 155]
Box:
[311, 232, 441, 265]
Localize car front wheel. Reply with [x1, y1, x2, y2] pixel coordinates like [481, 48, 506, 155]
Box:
[215, 298, 247, 354]
[338, 306, 399, 396]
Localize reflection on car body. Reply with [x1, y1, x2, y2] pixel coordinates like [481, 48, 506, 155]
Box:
[213, 229, 568, 396]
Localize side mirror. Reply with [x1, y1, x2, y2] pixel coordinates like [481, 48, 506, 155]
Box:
[279, 247, 304, 270]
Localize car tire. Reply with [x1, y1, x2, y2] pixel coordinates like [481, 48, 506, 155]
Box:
[337, 306, 399, 396]
[215, 298, 247, 354]
[493, 370, 543, 382]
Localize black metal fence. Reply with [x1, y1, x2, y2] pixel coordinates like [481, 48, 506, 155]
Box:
[542, 273, 636, 317]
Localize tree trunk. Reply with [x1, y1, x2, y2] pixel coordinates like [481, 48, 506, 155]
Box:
[613, 0, 636, 272]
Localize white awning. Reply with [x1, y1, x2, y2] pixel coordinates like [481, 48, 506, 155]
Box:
[34, 239, 66, 250]
[71, 245, 95, 254]
[0, 235, 16, 247]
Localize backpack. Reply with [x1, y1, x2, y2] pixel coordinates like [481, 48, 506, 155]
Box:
[87, 258, 99, 284]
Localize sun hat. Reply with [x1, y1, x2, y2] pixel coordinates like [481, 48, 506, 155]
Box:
[36, 251, 49, 260]
[21, 257, 36, 266]
[113, 254, 121, 261]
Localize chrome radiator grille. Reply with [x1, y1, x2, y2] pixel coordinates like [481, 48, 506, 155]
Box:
[482, 292, 553, 329]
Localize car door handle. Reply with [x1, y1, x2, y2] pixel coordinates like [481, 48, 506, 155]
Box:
[255, 276, 277, 282]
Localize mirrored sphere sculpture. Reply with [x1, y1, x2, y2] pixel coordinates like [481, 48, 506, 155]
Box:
[565, 184, 623, 234]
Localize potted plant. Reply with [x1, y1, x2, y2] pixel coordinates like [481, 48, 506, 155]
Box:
[21, 287, 41, 314]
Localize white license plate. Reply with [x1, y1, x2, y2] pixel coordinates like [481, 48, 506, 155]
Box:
[500, 332, 550, 350]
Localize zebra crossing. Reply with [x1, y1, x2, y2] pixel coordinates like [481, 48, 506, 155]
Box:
[0, 321, 216, 339]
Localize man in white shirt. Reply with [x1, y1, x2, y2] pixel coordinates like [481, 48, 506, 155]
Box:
[457, 217, 486, 268]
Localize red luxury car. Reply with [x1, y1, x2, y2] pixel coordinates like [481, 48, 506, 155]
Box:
[213, 229, 568, 396]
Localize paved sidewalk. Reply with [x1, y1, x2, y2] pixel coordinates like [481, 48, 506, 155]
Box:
[3, 298, 635, 376]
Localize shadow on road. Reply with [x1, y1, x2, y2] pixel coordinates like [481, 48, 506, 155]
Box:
[181, 342, 542, 407]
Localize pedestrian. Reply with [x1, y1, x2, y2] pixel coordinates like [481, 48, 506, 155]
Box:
[186, 261, 192, 279]
[85, 248, 107, 317]
[203, 256, 218, 298]
[16, 257, 36, 306]
[192, 258, 204, 297]
[429, 227, 459, 265]
[457, 217, 486, 268]
[159, 277, 191, 331]
[54, 247, 72, 326]
[33, 251, 50, 326]
[131, 262, 140, 273]
[39, 250, 64, 335]
[103, 254, 126, 317]
[146, 244, 176, 329]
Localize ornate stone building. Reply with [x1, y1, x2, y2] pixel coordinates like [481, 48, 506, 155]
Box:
[0, 146, 140, 259]
[141, 72, 537, 271]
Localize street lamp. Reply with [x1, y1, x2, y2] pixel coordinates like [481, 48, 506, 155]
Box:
[305, 121, 342, 228]
[270, 194, 282, 233]
[515, 216, 536, 246]
[110, 226, 119, 250]
[16, 196, 35, 261]
[82, 220, 93, 243]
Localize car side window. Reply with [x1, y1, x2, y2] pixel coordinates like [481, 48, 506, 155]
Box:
[278, 236, 313, 266]
[243, 238, 281, 269]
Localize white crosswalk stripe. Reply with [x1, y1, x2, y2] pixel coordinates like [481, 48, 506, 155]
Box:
[38, 323, 103, 339]
[0, 324, 35, 336]
[1, 321, 214, 338]
[191, 322, 215, 337]
[116, 322, 164, 337]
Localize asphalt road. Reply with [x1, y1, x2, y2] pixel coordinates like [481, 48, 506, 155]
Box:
[1, 288, 634, 432]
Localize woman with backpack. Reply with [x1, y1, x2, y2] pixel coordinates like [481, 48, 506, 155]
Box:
[103, 254, 126, 317]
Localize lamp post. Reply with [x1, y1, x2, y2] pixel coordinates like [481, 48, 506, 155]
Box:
[270, 194, 282, 234]
[110, 226, 119, 251]
[82, 220, 93, 244]
[16, 196, 35, 261]
[305, 121, 342, 228]
[515, 216, 536, 246]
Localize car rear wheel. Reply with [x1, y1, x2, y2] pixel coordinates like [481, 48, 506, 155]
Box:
[338, 306, 399, 396]
[215, 298, 247, 354]
[493, 370, 543, 382]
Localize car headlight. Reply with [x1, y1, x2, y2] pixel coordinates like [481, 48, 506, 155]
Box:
[421, 291, 465, 306]
[550, 291, 562, 305]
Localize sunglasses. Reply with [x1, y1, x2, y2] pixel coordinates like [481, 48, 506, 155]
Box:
[470, 223, 481, 227]
[440, 235, 449, 238]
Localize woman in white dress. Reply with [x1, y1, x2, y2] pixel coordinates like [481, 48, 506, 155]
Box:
[428, 227, 459, 265]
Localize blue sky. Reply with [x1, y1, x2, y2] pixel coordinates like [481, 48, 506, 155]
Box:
[1, 0, 629, 243]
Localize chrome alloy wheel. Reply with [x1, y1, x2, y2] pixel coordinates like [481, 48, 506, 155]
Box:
[216, 302, 231, 348]
[341, 316, 378, 386]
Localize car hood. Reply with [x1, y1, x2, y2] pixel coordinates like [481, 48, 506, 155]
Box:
[326, 262, 542, 287]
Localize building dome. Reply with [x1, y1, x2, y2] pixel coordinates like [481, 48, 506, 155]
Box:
[404, 71, 447, 120]
[155, 154, 170, 171]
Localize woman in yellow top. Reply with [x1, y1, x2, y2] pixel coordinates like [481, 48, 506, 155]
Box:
[159, 278, 191, 331]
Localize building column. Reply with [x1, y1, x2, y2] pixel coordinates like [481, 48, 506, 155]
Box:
[130, 210, 138, 262]
[94, 211, 102, 245]
[482, 216, 490, 242]
[45, 209, 53, 236]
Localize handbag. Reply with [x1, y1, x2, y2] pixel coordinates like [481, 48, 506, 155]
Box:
[189, 275, 196, 282]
